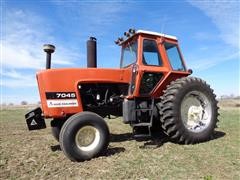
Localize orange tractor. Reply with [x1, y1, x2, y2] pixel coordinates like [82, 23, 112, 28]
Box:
[25, 29, 218, 161]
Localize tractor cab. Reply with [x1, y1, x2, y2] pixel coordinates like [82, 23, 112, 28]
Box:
[116, 29, 190, 98]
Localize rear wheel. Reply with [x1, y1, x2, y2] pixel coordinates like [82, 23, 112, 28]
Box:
[59, 112, 109, 161]
[158, 77, 218, 144]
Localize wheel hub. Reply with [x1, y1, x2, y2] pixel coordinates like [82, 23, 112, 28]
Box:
[188, 106, 203, 123]
[75, 126, 100, 151]
[181, 91, 212, 132]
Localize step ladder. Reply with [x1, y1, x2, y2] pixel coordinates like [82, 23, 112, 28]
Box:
[131, 98, 155, 138]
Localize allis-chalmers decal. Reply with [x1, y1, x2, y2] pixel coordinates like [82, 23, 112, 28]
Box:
[46, 92, 78, 107]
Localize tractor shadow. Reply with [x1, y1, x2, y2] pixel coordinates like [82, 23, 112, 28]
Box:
[110, 130, 226, 149]
[104, 147, 126, 156]
[50, 143, 125, 154]
[50, 144, 61, 152]
[110, 131, 169, 149]
[110, 133, 134, 142]
[138, 130, 226, 148]
[139, 132, 170, 149]
[50, 130, 226, 154]
[50, 144, 125, 158]
[211, 130, 226, 141]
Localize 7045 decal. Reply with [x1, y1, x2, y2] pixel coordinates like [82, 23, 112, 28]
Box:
[46, 92, 76, 99]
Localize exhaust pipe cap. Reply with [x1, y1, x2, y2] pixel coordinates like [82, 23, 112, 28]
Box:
[43, 44, 55, 53]
[89, 37, 97, 41]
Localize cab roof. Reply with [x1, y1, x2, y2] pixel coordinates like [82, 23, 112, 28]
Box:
[136, 30, 177, 40]
[116, 29, 178, 46]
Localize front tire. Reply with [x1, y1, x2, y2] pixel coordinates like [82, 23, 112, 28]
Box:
[59, 112, 109, 161]
[51, 119, 66, 141]
[158, 77, 218, 144]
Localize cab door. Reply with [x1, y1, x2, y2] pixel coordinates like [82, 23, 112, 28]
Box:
[133, 37, 170, 97]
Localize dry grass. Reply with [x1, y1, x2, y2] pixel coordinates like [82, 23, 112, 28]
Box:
[0, 103, 239, 179]
[218, 98, 240, 109]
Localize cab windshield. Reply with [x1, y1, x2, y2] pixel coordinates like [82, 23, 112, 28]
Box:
[120, 40, 137, 68]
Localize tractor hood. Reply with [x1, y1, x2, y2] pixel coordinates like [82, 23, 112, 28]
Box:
[37, 68, 131, 86]
[36, 68, 131, 117]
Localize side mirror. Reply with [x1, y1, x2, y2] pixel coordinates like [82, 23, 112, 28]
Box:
[188, 69, 193, 74]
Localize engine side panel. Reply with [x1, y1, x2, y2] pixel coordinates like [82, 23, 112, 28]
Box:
[79, 83, 128, 117]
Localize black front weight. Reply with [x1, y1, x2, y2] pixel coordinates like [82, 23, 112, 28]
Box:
[25, 107, 46, 131]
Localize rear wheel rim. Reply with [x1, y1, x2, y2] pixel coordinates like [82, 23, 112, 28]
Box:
[180, 91, 212, 132]
[75, 126, 100, 151]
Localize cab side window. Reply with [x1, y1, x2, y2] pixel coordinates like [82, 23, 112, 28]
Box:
[164, 42, 185, 71]
[142, 39, 162, 66]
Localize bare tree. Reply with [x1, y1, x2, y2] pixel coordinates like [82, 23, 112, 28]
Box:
[21, 101, 28, 105]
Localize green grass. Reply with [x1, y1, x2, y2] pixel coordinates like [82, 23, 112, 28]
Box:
[0, 107, 239, 179]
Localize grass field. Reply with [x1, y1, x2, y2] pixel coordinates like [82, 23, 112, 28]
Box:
[0, 103, 239, 179]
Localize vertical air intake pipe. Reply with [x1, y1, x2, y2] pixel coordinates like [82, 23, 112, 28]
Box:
[87, 37, 97, 68]
[43, 44, 55, 69]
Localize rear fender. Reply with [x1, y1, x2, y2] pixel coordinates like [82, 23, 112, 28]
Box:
[152, 71, 190, 97]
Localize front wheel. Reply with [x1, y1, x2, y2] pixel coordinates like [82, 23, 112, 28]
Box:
[158, 77, 218, 144]
[51, 119, 66, 141]
[59, 112, 110, 161]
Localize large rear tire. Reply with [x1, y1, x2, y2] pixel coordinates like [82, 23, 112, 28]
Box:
[158, 77, 218, 144]
[59, 112, 110, 161]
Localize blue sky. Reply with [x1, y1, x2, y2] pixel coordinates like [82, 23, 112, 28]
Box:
[1, 0, 239, 104]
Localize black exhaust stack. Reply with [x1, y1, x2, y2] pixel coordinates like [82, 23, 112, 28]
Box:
[87, 37, 97, 68]
[43, 44, 55, 69]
